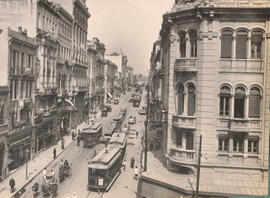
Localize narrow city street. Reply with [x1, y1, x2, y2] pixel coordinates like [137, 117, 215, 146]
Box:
[19, 90, 146, 198]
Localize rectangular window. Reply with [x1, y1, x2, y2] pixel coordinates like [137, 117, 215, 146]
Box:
[233, 135, 244, 153]
[180, 33, 186, 58]
[220, 96, 230, 116]
[249, 94, 260, 118]
[248, 138, 259, 154]
[21, 81, 24, 99]
[14, 80, 17, 99]
[186, 133, 194, 150]
[175, 131, 182, 148]
[221, 35, 233, 58]
[236, 34, 247, 59]
[10, 81, 13, 99]
[187, 92, 195, 116]
[218, 137, 228, 152]
[234, 98, 245, 118]
[21, 52, 24, 73]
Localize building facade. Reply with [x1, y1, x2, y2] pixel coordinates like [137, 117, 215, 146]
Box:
[87, 38, 105, 111]
[104, 60, 117, 105]
[0, 27, 38, 174]
[139, 0, 270, 197]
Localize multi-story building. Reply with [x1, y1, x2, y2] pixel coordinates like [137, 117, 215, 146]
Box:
[54, 3, 77, 137]
[138, 0, 270, 197]
[88, 38, 105, 111]
[0, 86, 9, 180]
[105, 52, 128, 91]
[104, 60, 117, 105]
[0, 27, 38, 174]
[126, 66, 134, 87]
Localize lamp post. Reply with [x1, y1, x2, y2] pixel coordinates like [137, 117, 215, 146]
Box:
[25, 148, 30, 179]
[144, 84, 150, 172]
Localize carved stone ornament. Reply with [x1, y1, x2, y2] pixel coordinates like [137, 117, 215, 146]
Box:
[170, 35, 176, 43]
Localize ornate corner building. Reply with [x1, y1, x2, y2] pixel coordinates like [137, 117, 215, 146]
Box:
[141, 0, 270, 197]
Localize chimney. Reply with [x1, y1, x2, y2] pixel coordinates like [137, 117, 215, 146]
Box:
[18, 26, 22, 33]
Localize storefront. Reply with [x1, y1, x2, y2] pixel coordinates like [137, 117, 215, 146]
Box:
[8, 125, 32, 171]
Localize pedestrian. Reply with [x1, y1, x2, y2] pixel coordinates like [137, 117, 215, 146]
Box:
[72, 131, 75, 140]
[136, 131, 138, 138]
[130, 157, 135, 169]
[77, 136, 80, 146]
[53, 148, 56, 159]
[134, 166, 139, 180]
[42, 168, 47, 181]
[61, 138, 65, 149]
[9, 177, 15, 193]
[122, 160, 126, 171]
[50, 169, 55, 177]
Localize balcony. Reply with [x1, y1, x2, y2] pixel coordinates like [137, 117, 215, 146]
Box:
[217, 117, 262, 132]
[174, 58, 197, 72]
[219, 59, 264, 73]
[169, 147, 196, 164]
[172, 114, 196, 129]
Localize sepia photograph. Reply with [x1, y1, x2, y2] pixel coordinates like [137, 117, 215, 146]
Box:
[0, 0, 269, 197]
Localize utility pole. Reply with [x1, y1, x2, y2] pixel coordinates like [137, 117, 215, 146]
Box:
[144, 84, 150, 172]
[195, 135, 202, 198]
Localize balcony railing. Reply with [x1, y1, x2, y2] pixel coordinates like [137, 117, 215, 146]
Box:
[175, 58, 197, 72]
[172, 114, 196, 129]
[217, 117, 262, 132]
[170, 147, 196, 164]
[219, 59, 264, 73]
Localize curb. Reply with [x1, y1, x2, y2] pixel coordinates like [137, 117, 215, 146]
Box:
[11, 140, 74, 198]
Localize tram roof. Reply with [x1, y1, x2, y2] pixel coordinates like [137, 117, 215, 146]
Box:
[88, 145, 121, 169]
[82, 122, 102, 133]
[109, 132, 127, 145]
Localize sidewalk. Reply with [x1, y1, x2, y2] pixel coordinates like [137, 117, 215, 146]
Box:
[0, 134, 73, 198]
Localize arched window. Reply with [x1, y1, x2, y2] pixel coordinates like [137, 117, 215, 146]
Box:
[236, 30, 248, 59]
[221, 30, 233, 58]
[177, 84, 184, 115]
[189, 30, 197, 57]
[249, 87, 261, 118]
[187, 84, 196, 116]
[179, 32, 186, 58]
[234, 86, 246, 118]
[251, 31, 263, 59]
[219, 85, 231, 116]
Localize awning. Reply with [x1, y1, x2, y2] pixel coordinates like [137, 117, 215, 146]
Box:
[107, 93, 112, 99]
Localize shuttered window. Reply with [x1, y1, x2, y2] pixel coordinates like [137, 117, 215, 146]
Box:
[236, 31, 248, 59]
[178, 85, 184, 115]
[221, 31, 233, 58]
[187, 84, 196, 116]
[249, 87, 261, 118]
[179, 32, 186, 58]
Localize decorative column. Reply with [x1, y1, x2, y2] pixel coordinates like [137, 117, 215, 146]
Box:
[182, 132, 187, 149]
[44, 46, 48, 87]
[232, 32, 236, 59]
[229, 134, 233, 156]
[230, 94, 235, 118]
[245, 95, 249, 119]
[244, 134, 248, 158]
[186, 33, 190, 58]
[183, 91, 187, 116]
[247, 32, 251, 59]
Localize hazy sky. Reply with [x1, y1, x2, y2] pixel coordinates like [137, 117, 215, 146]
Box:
[86, 0, 173, 75]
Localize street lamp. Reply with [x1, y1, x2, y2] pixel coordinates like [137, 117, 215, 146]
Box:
[25, 148, 30, 179]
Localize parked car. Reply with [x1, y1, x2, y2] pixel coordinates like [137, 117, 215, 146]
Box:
[114, 98, 119, 104]
[128, 116, 136, 124]
[138, 108, 146, 115]
[106, 105, 112, 112]
[101, 109, 108, 117]
[129, 97, 133, 103]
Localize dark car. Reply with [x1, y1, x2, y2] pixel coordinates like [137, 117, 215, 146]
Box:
[101, 109, 108, 117]
[106, 105, 112, 112]
[114, 98, 119, 104]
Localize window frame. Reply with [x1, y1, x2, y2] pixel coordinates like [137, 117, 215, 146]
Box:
[219, 86, 231, 116]
[179, 31, 186, 58]
[218, 136, 229, 152]
[234, 86, 246, 118]
[221, 30, 233, 58]
[187, 84, 196, 116]
[251, 30, 263, 59]
[189, 30, 197, 58]
[248, 87, 261, 118]
[235, 30, 248, 59]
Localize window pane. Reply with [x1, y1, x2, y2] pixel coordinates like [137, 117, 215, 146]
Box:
[180, 32, 186, 58]
[178, 85, 184, 115]
[251, 31, 263, 58]
[187, 84, 195, 116]
[236, 31, 248, 59]
[190, 31, 197, 57]
[234, 98, 245, 118]
[221, 32, 233, 58]
[225, 97, 230, 115]
[186, 133, 193, 150]
[219, 97, 225, 116]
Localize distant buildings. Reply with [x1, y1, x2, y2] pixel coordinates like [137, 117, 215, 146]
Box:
[141, 0, 270, 197]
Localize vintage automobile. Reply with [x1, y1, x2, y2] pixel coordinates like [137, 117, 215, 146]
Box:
[138, 108, 146, 115]
[41, 173, 58, 198]
[128, 116, 136, 124]
[101, 109, 108, 117]
[114, 98, 119, 104]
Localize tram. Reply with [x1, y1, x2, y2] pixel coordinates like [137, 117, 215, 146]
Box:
[88, 132, 127, 191]
[81, 121, 102, 148]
